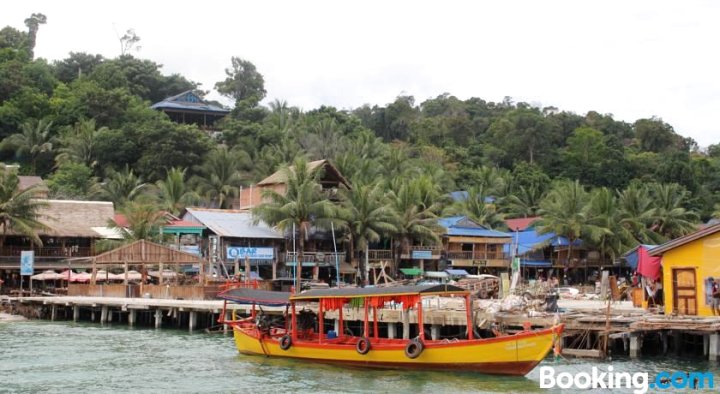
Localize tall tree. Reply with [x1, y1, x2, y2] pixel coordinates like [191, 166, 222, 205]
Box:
[648, 183, 699, 239]
[155, 167, 198, 216]
[445, 186, 506, 230]
[215, 57, 266, 106]
[387, 180, 442, 276]
[1, 118, 53, 175]
[0, 167, 48, 249]
[536, 180, 604, 266]
[98, 165, 147, 209]
[24, 13, 47, 59]
[338, 184, 397, 284]
[253, 158, 335, 286]
[55, 118, 105, 169]
[193, 147, 248, 209]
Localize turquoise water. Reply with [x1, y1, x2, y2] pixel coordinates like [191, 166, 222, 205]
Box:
[1, 320, 718, 393]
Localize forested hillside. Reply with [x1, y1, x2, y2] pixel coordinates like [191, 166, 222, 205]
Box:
[1, 15, 719, 262]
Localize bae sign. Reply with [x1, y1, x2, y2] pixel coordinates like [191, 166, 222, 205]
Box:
[226, 246, 274, 260]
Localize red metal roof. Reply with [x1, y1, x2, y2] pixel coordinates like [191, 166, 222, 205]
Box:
[113, 214, 129, 228]
[504, 217, 540, 231]
[165, 220, 204, 228]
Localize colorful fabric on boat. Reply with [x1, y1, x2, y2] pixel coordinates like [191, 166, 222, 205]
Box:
[367, 295, 419, 310]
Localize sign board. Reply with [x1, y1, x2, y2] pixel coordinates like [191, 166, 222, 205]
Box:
[226, 246, 274, 260]
[20, 251, 34, 276]
[411, 250, 432, 260]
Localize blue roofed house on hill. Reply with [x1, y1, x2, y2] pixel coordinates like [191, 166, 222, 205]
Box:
[151, 90, 229, 129]
[436, 216, 511, 275]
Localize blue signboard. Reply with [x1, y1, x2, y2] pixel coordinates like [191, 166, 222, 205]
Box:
[226, 246, 274, 260]
[20, 251, 34, 276]
[411, 250, 432, 259]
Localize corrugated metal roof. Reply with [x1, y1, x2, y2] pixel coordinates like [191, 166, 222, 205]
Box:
[504, 217, 540, 231]
[503, 229, 581, 255]
[151, 90, 230, 114]
[183, 208, 283, 239]
[439, 216, 510, 238]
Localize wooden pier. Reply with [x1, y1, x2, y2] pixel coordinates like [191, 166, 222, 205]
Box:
[3, 295, 719, 361]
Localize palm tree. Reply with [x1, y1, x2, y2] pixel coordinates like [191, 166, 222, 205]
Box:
[253, 158, 336, 287]
[55, 119, 106, 168]
[155, 167, 198, 216]
[1, 119, 53, 175]
[99, 201, 168, 253]
[97, 165, 148, 209]
[648, 183, 699, 239]
[536, 180, 603, 268]
[0, 168, 48, 249]
[616, 183, 663, 244]
[337, 184, 397, 284]
[586, 188, 632, 263]
[445, 186, 506, 230]
[387, 180, 443, 276]
[194, 147, 248, 209]
[502, 185, 546, 218]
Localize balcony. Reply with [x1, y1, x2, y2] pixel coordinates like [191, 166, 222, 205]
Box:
[401, 245, 442, 260]
[0, 246, 94, 258]
[285, 252, 346, 265]
[353, 249, 393, 261]
[446, 251, 508, 260]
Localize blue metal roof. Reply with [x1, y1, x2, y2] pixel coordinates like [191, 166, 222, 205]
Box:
[438, 216, 510, 238]
[448, 191, 495, 203]
[504, 229, 581, 255]
[445, 269, 469, 276]
[151, 90, 230, 114]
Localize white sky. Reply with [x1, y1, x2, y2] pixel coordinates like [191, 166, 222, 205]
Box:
[4, 0, 720, 146]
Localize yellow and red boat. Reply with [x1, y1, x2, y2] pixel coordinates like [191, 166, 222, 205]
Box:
[218, 284, 563, 376]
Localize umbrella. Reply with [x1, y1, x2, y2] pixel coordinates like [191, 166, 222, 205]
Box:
[148, 269, 179, 279]
[72, 272, 93, 283]
[118, 270, 143, 281]
[57, 270, 77, 281]
[31, 270, 63, 281]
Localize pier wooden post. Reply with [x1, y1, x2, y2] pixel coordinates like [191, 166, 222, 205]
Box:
[660, 331, 668, 355]
[154, 309, 162, 329]
[629, 333, 641, 358]
[129, 309, 136, 326]
[73, 305, 79, 322]
[50, 305, 56, 321]
[108, 308, 113, 323]
[431, 324, 440, 340]
[709, 333, 720, 361]
[388, 323, 397, 339]
[673, 332, 682, 356]
[189, 311, 197, 332]
[101, 306, 108, 324]
[402, 310, 410, 339]
[224, 310, 231, 333]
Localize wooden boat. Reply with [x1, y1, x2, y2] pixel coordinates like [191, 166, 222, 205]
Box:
[218, 284, 563, 376]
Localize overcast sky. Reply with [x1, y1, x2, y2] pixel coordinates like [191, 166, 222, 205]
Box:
[4, 1, 720, 146]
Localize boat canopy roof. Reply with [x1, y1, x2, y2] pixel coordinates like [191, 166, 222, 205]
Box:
[218, 288, 290, 306]
[290, 284, 468, 301]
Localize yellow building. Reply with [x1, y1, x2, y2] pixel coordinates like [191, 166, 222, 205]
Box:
[650, 223, 720, 316]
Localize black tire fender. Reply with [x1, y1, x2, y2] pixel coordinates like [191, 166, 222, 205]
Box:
[404, 339, 424, 359]
[279, 334, 292, 350]
[356, 337, 371, 355]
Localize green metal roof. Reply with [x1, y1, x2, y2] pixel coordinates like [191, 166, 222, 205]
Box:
[399, 268, 423, 276]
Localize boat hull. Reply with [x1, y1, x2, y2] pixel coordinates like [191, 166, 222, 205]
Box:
[232, 324, 563, 376]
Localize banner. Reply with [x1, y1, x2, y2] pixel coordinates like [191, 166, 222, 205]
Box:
[20, 251, 34, 276]
[411, 250, 432, 259]
[226, 246, 274, 260]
